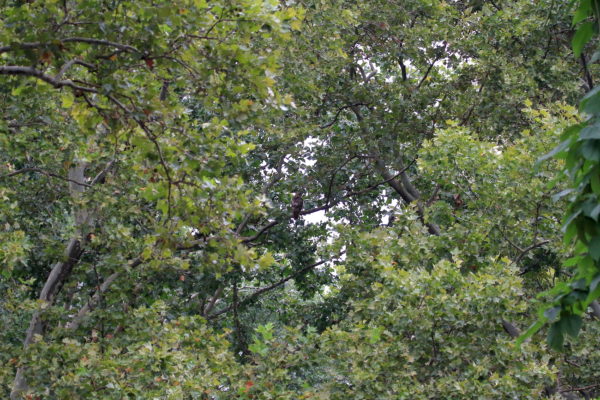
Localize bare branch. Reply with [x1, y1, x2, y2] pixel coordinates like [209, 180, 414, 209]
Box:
[203, 286, 224, 317]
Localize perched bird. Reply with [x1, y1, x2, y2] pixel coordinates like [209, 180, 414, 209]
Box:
[292, 192, 303, 219]
[501, 319, 520, 339]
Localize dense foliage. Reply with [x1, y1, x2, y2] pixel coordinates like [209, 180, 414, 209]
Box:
[517, 0, 600, 354]
[1, 0, 599, 399]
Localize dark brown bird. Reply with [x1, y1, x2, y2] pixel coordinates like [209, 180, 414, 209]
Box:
[501, 319, 520, 339]
[292, 192, 303, 219]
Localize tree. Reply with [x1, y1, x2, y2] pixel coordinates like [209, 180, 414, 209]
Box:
[0, 0, 301, 398]
[1, 0, 599, 399]
[517, 0, 600, 355]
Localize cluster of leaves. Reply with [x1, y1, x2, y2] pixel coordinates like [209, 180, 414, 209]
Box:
[1, 0, 600, 399]
[520, 0, 600, 350]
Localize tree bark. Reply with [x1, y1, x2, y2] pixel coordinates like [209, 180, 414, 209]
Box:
[11, 163, 90, 400]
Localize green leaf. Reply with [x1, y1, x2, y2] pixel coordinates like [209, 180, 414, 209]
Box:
[538, 139, 571, 163]
[581, 140, 600, 161]
[257, 252, 276, 270]
[581, 85, 600, 114]
[543, 306, 560, 321]
[562, 209, 582, 233]
[516, 320, 545, 347]
[572, 21, 594, 58]
[573, 0, 592, 24]
[552, 189, 574, 202]
[589, 204, 600, 221]
[61, 92, 75, 108]
[579, 121, 600, 139]
[590, 273, 600, 292]
[571, 278, 588, 290]
[590, 236, 600, 260]
[591, 173, 600, 194]
[564, 220, 579, 244]
[562, 314, 583, 338]
[547, 322, 565, 350]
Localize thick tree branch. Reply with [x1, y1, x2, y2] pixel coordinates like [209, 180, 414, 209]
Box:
[580, 53, 594, 92]
[348, 105, 441, 235]
[11, 238, 83, 399]
[398, 55, 408, 81]
[11, 162, 99, 399]
[203, 286, 224, 317]
[55, 59, 96, 80]
[241, 220, 279, 243]
[560, 383, 600, 393]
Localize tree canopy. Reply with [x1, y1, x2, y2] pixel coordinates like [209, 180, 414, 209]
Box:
[1, 0, 599, 399]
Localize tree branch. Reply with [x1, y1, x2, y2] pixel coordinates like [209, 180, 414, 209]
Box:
[11, 238, 83, 399]
[349, 105, 440, 235]
[65, 258, 143, 331]
[207, 258, 333, 319]
[1, 167, 91, 187]
[514, 240, 550, 266]
[55, 58, 96, 80]
[560, 383, 600, 393]
[203, 286, 224, 317]
[0, 66, 98, 93]
[320, 103, 369, 129]
[416, 56, 441, 89]
[0, 37, 141, 55]
[241, 220, 279, 243]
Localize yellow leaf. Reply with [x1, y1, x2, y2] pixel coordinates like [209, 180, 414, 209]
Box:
[258, 252, 276, 269]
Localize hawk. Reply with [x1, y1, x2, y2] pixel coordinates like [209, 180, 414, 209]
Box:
[292, 192, 303, 219]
